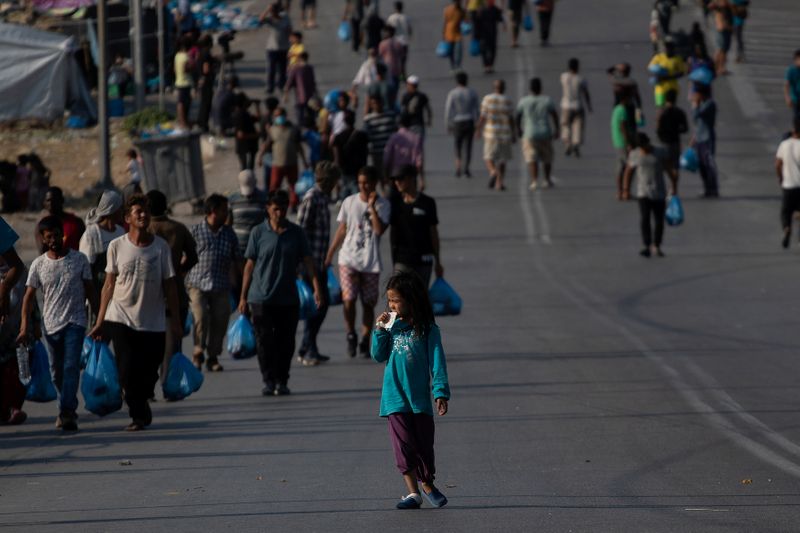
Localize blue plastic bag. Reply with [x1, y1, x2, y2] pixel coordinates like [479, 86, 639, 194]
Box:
[162, 353, 204, 401]
[469, 38, 481, 57]
[523, 14, 534, 31]
[680, 147, 699, 172]
[429, 278, 463, 317]
[665, 195, 684, 227]
[460, 21, 472, 35]
[295, 169, 315, 197]
[80, 341, 123, 416]
[688, 66, 714, 86]
[338, 21, 351, 42]
[436, 41, 452, 58]
[80, 336, 93, 370]
[226, 315, 257, 359]
[297, 278, 317, 320]
[327, 266, 342, 306]
[184, 310, 194, 337]
[26, 341, 57, 402]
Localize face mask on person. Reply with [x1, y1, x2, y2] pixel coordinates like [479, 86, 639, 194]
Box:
[274, 115, 287, 126]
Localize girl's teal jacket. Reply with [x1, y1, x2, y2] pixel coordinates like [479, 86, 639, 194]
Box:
[370, 320, 450, 417]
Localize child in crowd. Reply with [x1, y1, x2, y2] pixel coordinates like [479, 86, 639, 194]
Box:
[288, 31, 306, 68]
[371, 271, 450, 510]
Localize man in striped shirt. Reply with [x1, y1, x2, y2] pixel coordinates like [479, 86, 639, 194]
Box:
[364, 95, 399, 186]
[477, 79, 516, 191]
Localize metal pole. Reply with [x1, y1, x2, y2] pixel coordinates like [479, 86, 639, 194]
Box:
[131, 0, 145, 110]
[97, 0, 112, 188]
[157, 0, 165, 111]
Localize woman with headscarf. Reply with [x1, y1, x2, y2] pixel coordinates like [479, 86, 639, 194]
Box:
[79, 190, 125, 290]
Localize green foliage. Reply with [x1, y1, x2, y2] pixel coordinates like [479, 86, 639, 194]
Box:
[122, 107, 174, 134]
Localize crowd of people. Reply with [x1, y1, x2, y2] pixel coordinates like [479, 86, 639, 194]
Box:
[4, 0, 800, 511]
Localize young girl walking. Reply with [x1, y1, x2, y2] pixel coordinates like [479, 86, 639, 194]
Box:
[371, 271, 451, 510]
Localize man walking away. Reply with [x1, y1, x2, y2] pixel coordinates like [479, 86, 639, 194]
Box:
[536, 0, 555, 46]
[477, 79, 515, 191]
[517, 77, 559, 190]
[784, 50, 800, 121]
[656, 89, 688, 183]
[690, 84, 719, 198]
[622, 133, 678, 258]
[239, 190, 321, 396]
[185, 195, 242, 372]
[445, 71, 480, 178]
[776, 118, 800, 248]
[475, 0, 504, 74]
[296, 162, 341, 365]
[560, 58, 592, 158]
[389, 164, 443, 288]
[364, 95, 398, 183]
[260, 2, 292, 94]
[386, 2, 412, 79]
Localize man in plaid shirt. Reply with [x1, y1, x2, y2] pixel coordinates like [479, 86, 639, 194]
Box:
[185, 194, 243, 372]
[296, 161, 340, 365]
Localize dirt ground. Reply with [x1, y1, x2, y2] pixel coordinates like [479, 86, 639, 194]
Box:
[0, 118, 135, 201]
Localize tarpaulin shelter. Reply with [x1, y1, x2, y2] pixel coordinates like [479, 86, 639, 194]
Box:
[0, 22, 97, 122]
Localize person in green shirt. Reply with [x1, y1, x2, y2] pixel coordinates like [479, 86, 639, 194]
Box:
[611, 90, 634, 200]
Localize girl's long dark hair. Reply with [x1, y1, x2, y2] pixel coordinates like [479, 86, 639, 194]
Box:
[386, 270, 435, 338]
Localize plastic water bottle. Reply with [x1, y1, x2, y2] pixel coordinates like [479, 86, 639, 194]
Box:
[16, 344, 31, 386]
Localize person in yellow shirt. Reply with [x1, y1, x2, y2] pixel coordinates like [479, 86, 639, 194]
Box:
[173, 36, 193, 129]
[442, 0, 466, 71]
[288, 31, 306, 68]
[648, 39, 686, 109]
[466, 0, 484, 25]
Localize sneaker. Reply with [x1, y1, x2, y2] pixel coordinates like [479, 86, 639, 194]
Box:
[359, 333, 370, 357]
[640, 248, 651, 258]
[262, 381, 276, 396]
[529, 181, 538, 191]
[573, 146, 580, 158]
[346, 332, 357, 358]
[464, 169, 471, 178]
[302, 354, 320, 366]
[274, 383, 291, 396]
[7, 409, 26, 425]
[421, 486, 448, 508]
[396, 493, 422, 510]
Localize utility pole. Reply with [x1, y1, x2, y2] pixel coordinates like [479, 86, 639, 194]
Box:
[131, 0, 145, 110]
[157, 0, 165, 111]
[97, 0, 112, 188]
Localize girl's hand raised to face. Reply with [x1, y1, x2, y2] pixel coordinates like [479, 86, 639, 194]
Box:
[376, 311, 391, 328]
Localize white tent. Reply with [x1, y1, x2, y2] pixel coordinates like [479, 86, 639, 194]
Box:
[0, 22, 96, 122]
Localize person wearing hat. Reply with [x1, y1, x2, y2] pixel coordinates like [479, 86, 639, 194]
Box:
[647, 37, 686, 110]
[400, 75, 432, 140]
[79, 190, 126, 291]
[228, 170, 268, 256]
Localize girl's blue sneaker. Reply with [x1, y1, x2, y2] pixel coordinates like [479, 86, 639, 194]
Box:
[396, 493, 422, 510]
[422, 487, 448, 508]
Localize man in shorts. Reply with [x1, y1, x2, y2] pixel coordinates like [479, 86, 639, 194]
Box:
[709, 0, 733, 75]
[477, 79, 516, 191]
[517, 78, 559, 190]
[325, 166, 390, 358]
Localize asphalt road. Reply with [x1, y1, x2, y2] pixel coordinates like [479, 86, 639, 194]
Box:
[3, 1, 800, 531]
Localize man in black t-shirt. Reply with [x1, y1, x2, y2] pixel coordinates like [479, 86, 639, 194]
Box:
[389, 164, 443, 287]
[656, 89, 688, 175]
[333, 109, 369, 198]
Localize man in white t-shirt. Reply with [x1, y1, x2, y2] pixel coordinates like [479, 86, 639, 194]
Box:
[325, 166, 390, 358]
[776, 118, 800, 248]
[19, 216, 98, 432]
[89, 194, 181, 432]
[560, 57, 592, 157]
